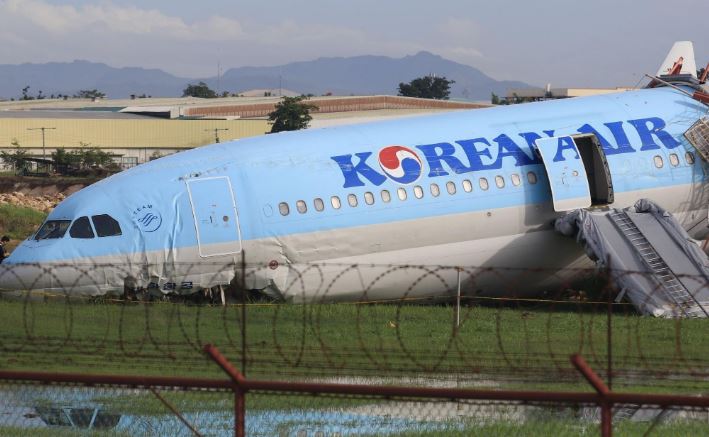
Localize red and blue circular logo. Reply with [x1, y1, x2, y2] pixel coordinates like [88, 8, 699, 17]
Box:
[378, 145, 422, 184]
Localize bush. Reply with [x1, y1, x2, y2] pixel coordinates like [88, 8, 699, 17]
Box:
[0, 204, 47, 249]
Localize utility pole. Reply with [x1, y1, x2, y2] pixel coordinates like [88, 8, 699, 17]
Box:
[27, 127, 56, 160]
[205, 128, 229, 143]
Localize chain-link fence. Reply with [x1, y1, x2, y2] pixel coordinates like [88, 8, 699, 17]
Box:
[1, 262, 709, 435]
[3, 347, 707, 436]
[0, 378, 233, 436]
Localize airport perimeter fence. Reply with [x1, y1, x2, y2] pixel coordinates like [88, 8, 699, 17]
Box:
[1, 347, 709, 436]
[1, 261, 709, 435]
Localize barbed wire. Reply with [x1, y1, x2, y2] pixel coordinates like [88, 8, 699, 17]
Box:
[0, 262, 707, 395]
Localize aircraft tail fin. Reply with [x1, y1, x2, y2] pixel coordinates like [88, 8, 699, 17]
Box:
[656, 41, 697, 78]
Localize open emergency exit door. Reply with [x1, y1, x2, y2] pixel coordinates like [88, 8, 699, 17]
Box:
[186, 176, 242, 257]
[535, 136, 592, 212]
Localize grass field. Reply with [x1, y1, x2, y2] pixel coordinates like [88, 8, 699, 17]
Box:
[0, 298, 707, 393]
[1, 299, 708, 435]
[0, 204, 46, 251]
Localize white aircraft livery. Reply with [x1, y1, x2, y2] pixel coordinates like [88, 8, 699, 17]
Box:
[2, 42, 709, 303]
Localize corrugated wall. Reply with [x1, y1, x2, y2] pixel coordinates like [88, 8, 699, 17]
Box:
[185, 96, 488, 118]
[0, 118, 269, 149]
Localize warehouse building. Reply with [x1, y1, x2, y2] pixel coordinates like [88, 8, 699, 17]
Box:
[0, 111, 269, 168]
[504, 86, 633, 103]
[0, 95, 488, 170]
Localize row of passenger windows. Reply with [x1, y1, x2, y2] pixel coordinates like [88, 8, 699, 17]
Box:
[654, 152, 695, 168]
[277, 152, 699, 217]
[278, 171, 539, 216]
[35, 214, 122, 241]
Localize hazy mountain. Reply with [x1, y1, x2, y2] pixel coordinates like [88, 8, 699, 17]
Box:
[0, 60, 187, 100]
[211, 52, 532, 100]
[0, 53, 531, 101]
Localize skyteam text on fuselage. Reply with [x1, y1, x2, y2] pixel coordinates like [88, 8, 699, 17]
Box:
[2, 42, 709, 303]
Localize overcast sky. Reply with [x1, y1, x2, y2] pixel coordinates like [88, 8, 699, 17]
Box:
[1, 0, 708, 87]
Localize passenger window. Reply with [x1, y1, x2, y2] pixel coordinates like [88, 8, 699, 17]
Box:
[296, 200, 307, 214]
[279, 202, 290, 216]
[654, 155, 664, 168]
[413, 185, 424, 199]
[92, 214, 122, 237]
[479, 178, 489, 190]
[69, 216, 94, 239]
[446, 181, 456, 195]
[686, 152, 696, 165]
[495, 175, 505, 188]
[527, 171, 538, 184]
[381, 190, 391, 203]
[462, 179, 472, 192]
[430, 183, 440, 197]
[364, 192, 375, 205]
[669, 153, 679, 167]
[35, 220, 71, 240]
[314, 198, 324, 212]
[331, 196, 341, 209]
[511, 174, 521, 186]
[348, 194, 358, 207]
[397, 187, 407, 200]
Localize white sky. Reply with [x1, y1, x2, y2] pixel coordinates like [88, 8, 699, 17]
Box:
[1, 0, 708, 87]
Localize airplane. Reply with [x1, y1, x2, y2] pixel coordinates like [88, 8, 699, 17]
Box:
[1, 41, 708, 305]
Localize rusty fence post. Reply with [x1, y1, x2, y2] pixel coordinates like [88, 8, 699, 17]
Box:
[572, 354, 612, 437]
[605, 257, 613, 391]
[204, 344, 246, 437]
[240, 253, 247, 377]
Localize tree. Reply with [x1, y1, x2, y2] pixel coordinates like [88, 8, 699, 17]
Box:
[268, 96, 318, 133]
[51, 145, 115, 174]
[74, 89, 106, 99]
[51, 148, 82, 169]
[491, 93, 500, 105]
[0, 139, 30, 171]
[398, 75, 455, 100]
[182, 82, 217, 98]
[21, 86, 34, 101]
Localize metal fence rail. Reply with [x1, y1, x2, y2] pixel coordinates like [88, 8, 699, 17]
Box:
[1, 263, 709, 435]
[1, 346, 708, 436]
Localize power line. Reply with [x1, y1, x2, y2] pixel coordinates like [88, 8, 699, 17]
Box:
[27, 127, 56, 160]
[205, 128, 229, 144]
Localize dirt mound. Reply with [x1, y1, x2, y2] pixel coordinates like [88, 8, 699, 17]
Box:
[0, 191, 66, 213]
[0, 176, 96, 197]
[0, 176, 96, 212]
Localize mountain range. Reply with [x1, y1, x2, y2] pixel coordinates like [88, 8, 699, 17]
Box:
[0, 52, 532, 101]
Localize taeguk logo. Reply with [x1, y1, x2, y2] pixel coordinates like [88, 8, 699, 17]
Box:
[378, 145, 422, 184]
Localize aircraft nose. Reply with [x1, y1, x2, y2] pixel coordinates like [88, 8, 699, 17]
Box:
[0, 262, 51, 292]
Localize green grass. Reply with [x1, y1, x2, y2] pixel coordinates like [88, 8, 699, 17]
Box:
[0, 428, 131, 436]
[1, 299, 706, 437]
[386, 420, 709, 436]
[0, 203, 46, 250]
[1, 291, 708, 435]
[1, 418, 706, 437]
[0, 299, 707, 394]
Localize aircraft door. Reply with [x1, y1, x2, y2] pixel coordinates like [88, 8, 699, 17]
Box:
[185, 176, 243, 257]
[535, 136, 592, 212]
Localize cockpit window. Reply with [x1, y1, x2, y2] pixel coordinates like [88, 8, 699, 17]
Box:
[35, 220, 71, 240]
[92, 214, 122, 237]
[69, 216, 95, 239]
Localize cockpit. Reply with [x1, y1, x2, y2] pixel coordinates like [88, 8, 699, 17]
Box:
[34, 215, 122, 241]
